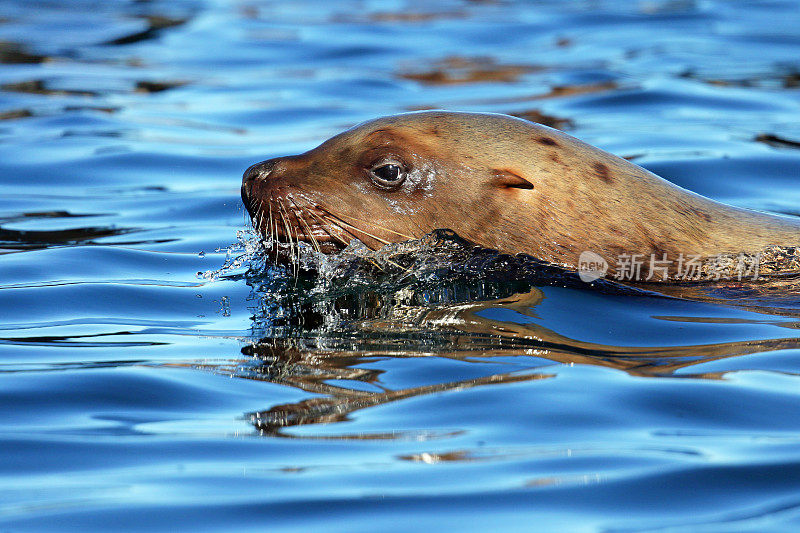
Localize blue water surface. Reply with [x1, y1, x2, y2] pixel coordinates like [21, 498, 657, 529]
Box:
[3, 0, 800, 531]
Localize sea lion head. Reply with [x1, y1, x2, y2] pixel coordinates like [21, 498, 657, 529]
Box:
[241, 111, 547, 260]
[243, 110, 800, 280]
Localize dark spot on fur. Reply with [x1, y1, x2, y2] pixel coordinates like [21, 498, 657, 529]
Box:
[549, 152, 561, 163]
[339, 147, 355, 162]
[593, 162, 612, 183]
[690, 206, 712, 222]
[537, 136, 559, 146]
[428, 125, 440, 136]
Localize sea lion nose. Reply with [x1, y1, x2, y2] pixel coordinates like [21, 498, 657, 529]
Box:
[241, 158, 277, 198]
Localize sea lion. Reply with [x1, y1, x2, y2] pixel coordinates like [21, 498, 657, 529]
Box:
[241, 111, 800, 282]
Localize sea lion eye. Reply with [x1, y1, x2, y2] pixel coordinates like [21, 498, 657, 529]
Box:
[368, 159, 407, 189]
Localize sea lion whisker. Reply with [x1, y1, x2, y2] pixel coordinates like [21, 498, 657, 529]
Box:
[304, 210, 397, 272]
[320, 209, 414, 240]
[276, 202, 297, 268]
[287, 197, 322, 254]
[305, 209, 353, 247]
[299, 212, 322, 254]
[282, 202, 302, 275]
[287, 204, 303, 276]
[267, 198, 274, 243]
[251, 198, 259, 231]
[305, 210, 385, 267]
[269, 197, 279, 265]
[320, 213, 392, 246]
[255, 200, 266, 238]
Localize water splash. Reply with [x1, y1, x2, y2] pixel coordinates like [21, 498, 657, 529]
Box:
[206, 225, 634, 304]
[198, 227, 274, 282]
[224, 229, 596, 343]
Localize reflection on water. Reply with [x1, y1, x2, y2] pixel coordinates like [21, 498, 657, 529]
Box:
[3, 0, 800, 531]
[226, 253, 800, 438]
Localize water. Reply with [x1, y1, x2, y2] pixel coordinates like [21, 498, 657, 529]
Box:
[2, 0, 800, 530]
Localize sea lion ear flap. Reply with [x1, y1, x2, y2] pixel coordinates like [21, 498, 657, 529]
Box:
[491, 169, 534, 190]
